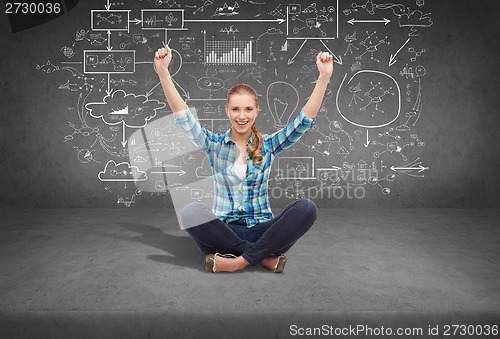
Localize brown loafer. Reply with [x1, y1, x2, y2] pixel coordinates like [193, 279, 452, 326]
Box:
[204, 252, 237, 273]
[273, 254, 288, 273]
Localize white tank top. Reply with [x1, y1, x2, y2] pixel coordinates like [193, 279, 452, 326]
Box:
[233, 162, 247, 180]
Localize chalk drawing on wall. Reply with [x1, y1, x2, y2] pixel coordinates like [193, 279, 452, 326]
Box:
[336, 70, 401, 128]
[91, 10, 130, 31]
[204, 36, 258, 65]
[277, 157, 316, 180]
[355, 30, 389, 63]
[35, 0, 433, 205]
[266, 81, 300, 128]
[287, 2, 339, 39]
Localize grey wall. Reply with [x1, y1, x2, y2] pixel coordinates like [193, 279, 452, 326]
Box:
[1, 0, 499, 208]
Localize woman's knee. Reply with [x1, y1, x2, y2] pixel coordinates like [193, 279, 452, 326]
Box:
[180, 202, 214, 229]
[295, 199, 318, 223]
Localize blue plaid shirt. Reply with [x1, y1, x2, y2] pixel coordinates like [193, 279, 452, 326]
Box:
[175, 107, 316, 228]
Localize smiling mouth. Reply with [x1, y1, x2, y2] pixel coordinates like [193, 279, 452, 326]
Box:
[236, 121, 248, 126]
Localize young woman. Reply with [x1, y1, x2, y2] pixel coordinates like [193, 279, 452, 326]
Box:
[154, 45, 333, 273]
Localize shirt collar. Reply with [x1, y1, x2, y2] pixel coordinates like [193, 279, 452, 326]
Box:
[223, 128, 253, 145]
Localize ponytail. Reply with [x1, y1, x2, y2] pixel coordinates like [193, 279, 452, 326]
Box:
[248, 123, 263, 165]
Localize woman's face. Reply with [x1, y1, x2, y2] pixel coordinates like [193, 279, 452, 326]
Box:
[226, 92, 259, 136]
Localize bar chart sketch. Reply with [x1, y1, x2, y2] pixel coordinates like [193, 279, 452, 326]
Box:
[204, 39, 257, 65]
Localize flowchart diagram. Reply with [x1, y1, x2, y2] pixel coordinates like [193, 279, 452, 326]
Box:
[37, 0, 432, 206]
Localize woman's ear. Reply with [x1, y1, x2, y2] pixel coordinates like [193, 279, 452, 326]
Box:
[225, 104, 229, 118]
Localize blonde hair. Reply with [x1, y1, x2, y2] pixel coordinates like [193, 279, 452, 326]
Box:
[227, 83, 263, 165]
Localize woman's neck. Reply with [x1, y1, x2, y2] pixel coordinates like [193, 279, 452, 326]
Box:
[230, 128, 252, 145]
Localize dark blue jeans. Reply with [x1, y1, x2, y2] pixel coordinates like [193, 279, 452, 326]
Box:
[180, 199, 318, 266]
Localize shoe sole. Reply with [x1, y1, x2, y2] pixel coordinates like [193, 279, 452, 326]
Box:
[273, 255, 287, 273]
[204, 253, 237, 273]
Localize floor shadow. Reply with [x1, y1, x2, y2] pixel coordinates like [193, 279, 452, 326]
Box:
[104, 221, 263, 273]
[95, 221, 203, 270]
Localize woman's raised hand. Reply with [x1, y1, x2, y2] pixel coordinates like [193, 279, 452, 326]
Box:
[316, 51, 334, 78]
[154, 45, 172, 74]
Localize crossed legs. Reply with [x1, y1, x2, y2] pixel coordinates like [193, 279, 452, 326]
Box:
[181, 199, 318, 272]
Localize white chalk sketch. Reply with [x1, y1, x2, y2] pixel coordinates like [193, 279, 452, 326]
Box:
[74, 147, 100, 164]
[117, 188, 143, 207]
[185, 69, 226, 98]
[336, 70, 401, 128]
[116, 31, 161, 52]
[390, 157, 428, 177]
[347, 0, 432, 36]
[220, 25, 239, 35]
[344, 31, 359, 56]
[37, 0, 433, 204]
[367, 172, 395, 195]
[408, 47, 425, 61]
[398, 77, 423, 129]
[266, 81, 300, 128]
[277, 157, 316, 180]
[350, 0, 405, 16]
[91, 10, 130, 31]
[84, 50, 135, 74]
[141, 9, 186, 30]
[287, 2, 339, 39]
[98, 160, 147, 182]
[85, 89, 164, 128]
[204, 36, 257, 65]
[359, 81, 395, 116]
[269, 3, 285, 18]
[355, 30, 389, 63]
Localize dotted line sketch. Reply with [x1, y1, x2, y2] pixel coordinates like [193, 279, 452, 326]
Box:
[269, 3, 285, 18]
[397, 77, 422, 130]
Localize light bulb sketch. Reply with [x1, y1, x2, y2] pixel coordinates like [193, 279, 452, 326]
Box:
[266, 81, 299, 129]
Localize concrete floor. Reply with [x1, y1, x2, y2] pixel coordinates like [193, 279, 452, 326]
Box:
[0, 208, 499, 338]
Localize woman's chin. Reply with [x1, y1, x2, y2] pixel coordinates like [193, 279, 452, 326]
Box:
[234, 124, 250, 133]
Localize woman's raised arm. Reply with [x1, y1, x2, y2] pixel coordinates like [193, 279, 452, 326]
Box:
[154, 45, 187, 116]
[303, 52, 334, 119]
